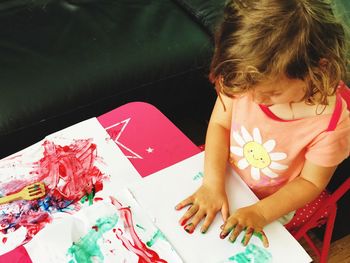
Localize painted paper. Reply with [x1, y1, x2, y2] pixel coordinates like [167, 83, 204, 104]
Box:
[0, 118, 141, 255]
[24, 190, 182, 263]
[128, 152, 312, 263]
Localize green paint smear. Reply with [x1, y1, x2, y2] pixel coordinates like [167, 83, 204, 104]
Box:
[136, 224, 146, 231]
[228, 243, 272, 263]
[192, 171, 204, 181]
[241, 232, 263, 245]
[146, 229, 166, 247]
[67, 214, 119, 263]
[80, 192, 94, 206]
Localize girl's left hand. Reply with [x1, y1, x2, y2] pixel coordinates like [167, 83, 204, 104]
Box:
[220, 204, 269, 247]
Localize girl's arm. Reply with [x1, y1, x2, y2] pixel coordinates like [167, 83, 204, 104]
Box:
[257, 161, 337, 223]
[203, 94, 233, 198]
[175, 93, 233, 233]
[221, 160, 337, 247]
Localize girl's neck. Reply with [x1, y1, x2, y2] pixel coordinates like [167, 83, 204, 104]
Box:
[268, 95, 337, 120]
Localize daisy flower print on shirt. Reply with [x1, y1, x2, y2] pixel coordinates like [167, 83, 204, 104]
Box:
[230, 126, 288, 180]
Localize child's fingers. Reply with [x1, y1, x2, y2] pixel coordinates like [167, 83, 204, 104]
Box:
[260, 231, 269, 248]
[220, 219, 237, 239]
[184, 210, 205, 234]
[253, 229, 269, 247]
[200, 212, 216, 234]
[178, 204, 199, 226]
[221, 203, 230, 221]
[175, 195, 193, 210]
[228, 223, 244, 243]
[241, 227, 254, 246]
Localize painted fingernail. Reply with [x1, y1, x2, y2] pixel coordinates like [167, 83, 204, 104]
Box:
[229, 236, 237, 243]
[180, 218, 188, 226]
[220, 231, 229, 239]
[201, 228, 207, 234]
[184, 223, 194, 234]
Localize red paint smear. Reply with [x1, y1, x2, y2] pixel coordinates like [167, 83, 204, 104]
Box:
[94, 197, 104, 202]
[94, 181, 104, 193]
[35, 140, 105, 202]
[110, 197, 167, 263]
[23, 213, 52, 242]
[0, 139, 106, 244]
[1, 180, 35, 196]
[92, 225, 98, 232]
[2, 237, 7, 244]
[1, 204, 53, 242]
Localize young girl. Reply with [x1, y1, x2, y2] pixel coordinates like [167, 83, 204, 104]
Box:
[175, 0, 350, 247]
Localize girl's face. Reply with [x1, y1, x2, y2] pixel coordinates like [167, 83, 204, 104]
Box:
[250, 76, 306, 105]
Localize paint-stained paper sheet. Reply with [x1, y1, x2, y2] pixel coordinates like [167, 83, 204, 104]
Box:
[128, 152, 312, 263]
[0, 118, 141, 255]
[24, 190, 183, 263]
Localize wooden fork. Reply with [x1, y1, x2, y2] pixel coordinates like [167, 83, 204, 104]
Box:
[0, 182, 46, 205]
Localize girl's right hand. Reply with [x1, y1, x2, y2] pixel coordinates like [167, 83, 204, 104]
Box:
[175, 183, 230, 234]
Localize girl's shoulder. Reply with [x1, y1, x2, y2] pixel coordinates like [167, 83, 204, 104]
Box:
[268, 94, 338, 121]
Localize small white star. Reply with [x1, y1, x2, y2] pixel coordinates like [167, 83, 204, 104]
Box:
[146, 147, 154, 153]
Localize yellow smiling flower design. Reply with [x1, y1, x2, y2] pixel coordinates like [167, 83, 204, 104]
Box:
[230, 126, 288, 180]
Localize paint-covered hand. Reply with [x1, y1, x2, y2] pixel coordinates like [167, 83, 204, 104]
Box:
[175, 184, 229, 234]
[220, 204, 269, 247]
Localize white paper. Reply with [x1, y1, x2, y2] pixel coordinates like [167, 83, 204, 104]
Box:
[128, 152, 312, 263]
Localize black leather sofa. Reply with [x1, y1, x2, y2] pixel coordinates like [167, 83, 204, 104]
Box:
[0, 0, 225, 158]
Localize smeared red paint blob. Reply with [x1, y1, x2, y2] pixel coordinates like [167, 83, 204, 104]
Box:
[94, 181, 104, 193]
[110, 197, 167, 263]
[2, 237, 7, 244]
[94, 197, 103, 202]
[36, 140, 104, 203]
[92, 225, 98, 232]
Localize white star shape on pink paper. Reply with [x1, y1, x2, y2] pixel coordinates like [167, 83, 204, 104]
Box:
[105, 118, 143, 159]
[146, 147, 154, 153]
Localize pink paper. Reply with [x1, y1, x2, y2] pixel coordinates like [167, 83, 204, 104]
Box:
[1, 246, 31, 263]
[97, 102, 200, 177]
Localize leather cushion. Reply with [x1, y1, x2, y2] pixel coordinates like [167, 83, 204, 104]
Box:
[173, 0, 225, 33]
[0, 0, 213, 137]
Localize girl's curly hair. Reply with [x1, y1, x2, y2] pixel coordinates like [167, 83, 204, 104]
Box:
[209, 0, 348, 105]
